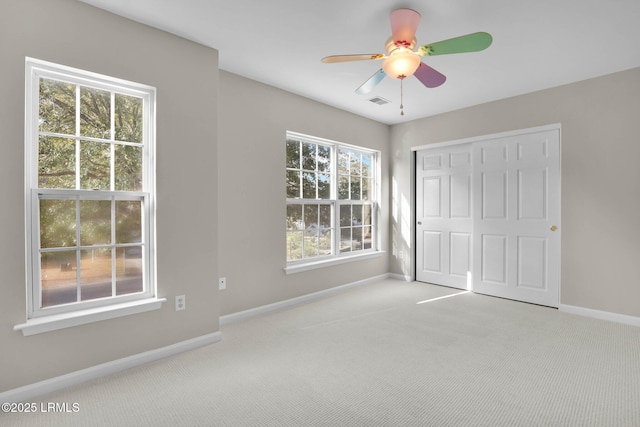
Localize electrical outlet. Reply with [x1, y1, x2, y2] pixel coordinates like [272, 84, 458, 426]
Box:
[175, 295, 186, 311]
[399, 250, 404, 259]
[218, 277, 226, 290]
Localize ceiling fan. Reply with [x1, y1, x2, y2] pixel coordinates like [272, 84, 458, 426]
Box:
[321, 8, 493, 115]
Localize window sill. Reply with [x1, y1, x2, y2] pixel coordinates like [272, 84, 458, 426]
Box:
[284, 251, 386, 275]
[13, 298, 166, 336]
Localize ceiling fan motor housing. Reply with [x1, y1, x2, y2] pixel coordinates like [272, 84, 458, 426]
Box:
[385, 36, 416, 53]
[383, 37, 420, 79]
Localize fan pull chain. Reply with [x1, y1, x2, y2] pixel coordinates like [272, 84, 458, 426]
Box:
[400, 78, 405, 116]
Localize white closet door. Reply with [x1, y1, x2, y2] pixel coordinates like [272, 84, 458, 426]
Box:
[416, 144, 472, 289]
[472, 129, 560, 307]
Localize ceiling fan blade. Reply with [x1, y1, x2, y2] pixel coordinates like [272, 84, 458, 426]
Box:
[321, 54, 384, 63]
[355, 69, 386, 95]
[419, 32, 493, 57]
[390, 8, 421, 47]
[414, 62, 446, 88]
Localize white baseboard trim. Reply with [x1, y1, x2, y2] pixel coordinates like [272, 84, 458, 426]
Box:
[388, 273, 412, 282]
[221, 274, 394, 325]
[0, 331, 222, 403]
[559, 304, 640, 327]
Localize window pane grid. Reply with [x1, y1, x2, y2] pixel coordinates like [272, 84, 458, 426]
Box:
[337, 201, 375, 254]
[27, 59, 154, 317]
[37, 191, 145, 308]
[337, 149, 374, 201]
[38, 77, 144, 193]
[286, 132, 378, 264]
[286, 202, 334, 261]
[286, 138, 332, 200]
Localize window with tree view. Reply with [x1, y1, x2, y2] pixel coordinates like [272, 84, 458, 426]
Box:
[286, 132, 378, 264]
[25, 58, 156, 318]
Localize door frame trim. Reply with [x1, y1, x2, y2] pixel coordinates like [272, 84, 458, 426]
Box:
[411, 123, 562, 153]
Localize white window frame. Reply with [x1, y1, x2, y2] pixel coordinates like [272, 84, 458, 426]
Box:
[285, 131, 382, 273]
[15, 58, 162, 335]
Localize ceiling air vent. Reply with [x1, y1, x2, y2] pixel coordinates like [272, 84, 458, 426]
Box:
[368, 96, 390, 105]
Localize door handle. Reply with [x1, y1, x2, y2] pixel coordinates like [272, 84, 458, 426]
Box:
[550, 225, 557, 231]
[417, 221, 422, 225]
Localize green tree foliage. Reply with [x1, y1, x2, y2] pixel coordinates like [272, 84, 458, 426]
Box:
[40, 199, 77, 248]
[337, 149, 373, 200]
[39, 136, 76, 188]
[39, 79, 75, 134]
[286, 139, 331, 200]
[80, 86, 110, 139]
[80, 200, 111, 245]
[116, 201, 142, 244]
[115, 94, 142, 143]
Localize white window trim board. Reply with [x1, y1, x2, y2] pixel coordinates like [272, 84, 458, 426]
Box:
[284, 250, 386, 274]
[14, 297, 166, 336]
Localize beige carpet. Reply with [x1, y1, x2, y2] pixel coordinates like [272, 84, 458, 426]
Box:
[2, 279, 639, 426]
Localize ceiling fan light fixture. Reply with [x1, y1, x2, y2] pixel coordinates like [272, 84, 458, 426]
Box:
[382, 50, 420, 79]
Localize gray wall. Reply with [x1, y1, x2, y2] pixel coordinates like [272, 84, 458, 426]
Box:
[390, 67, 640, 317]
[218, 71, 390, 315]
[0, 0, 219, 392]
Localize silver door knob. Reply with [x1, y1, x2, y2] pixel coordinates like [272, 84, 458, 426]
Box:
[417, 221, 422, 225]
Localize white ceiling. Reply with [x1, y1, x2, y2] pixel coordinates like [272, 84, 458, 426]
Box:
[79, 0, 640, 125]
